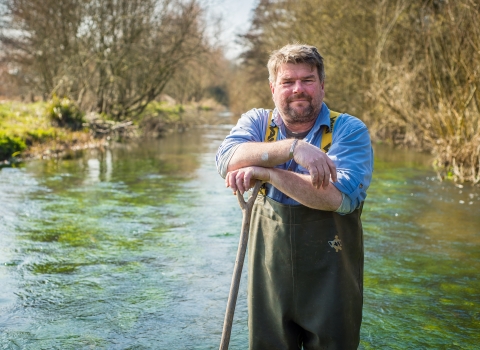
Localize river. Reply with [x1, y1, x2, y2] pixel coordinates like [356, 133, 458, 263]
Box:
[0, 123, 479, 349]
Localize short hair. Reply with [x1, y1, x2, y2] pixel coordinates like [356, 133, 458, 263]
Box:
[267, 44, 325, 84]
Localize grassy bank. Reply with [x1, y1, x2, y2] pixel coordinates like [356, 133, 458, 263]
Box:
[0, 99, 225, 165]
[0, 101, 92, 164]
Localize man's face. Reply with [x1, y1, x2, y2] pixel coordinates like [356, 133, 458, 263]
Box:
[270, 63, 325, 126]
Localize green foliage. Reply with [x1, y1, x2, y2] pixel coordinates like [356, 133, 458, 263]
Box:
[0, 131, 26, 160]
[26, 127, 57, 144]
[141, 102, 185, 123]
[46, 97, 85, 130]
[136, 102, 184, 138]
[0, 101, 85, 161]
[146, 102, 184, 115]
[198, 105, 213, 111]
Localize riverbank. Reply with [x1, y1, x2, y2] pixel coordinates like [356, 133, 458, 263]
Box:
[0, 99, 227, 166]
[2, 99, 479, 186]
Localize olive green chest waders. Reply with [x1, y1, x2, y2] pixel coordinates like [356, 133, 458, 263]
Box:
[247, 195, 364, 350]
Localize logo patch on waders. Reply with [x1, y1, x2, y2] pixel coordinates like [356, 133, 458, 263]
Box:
[328, 235, 342, 252]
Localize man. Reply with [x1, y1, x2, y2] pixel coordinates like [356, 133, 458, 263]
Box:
[216, 44, 373, 349]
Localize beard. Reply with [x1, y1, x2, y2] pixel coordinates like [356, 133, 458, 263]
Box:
[280, 93, 320, 124]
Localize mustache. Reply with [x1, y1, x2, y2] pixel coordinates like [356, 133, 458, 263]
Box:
[287, 93, 312, 103]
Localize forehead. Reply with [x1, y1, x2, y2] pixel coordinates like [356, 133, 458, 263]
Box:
[276, 63, 318, 81]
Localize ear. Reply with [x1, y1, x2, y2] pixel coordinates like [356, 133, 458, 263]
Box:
[269, 81, 275, 95]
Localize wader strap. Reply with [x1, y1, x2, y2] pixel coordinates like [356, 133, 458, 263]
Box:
[262, 110, 341, 152]
[263, 110, 278, 142]
[260, 110, 276, 195]
[320, 110, 340, 153]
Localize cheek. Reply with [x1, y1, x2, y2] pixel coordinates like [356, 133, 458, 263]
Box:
[311, 87, 324, 101]
[273, 90, 288, 103]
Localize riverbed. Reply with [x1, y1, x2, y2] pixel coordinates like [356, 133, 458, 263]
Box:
[0, 124, 479, 349]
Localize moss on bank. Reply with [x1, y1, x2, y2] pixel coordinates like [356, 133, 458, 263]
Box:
[0, 101, 55, 163]
[0, 99, 224, 165]
[137, 99, 224, 136]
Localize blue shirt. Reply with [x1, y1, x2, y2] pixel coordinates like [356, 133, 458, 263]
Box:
[215, 103, 373, 214]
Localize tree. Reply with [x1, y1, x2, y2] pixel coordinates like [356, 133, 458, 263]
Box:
[235, 0, 480, 182]
[165, 47, 230, 106]
[0, 0, 210, 120]
[234, 0, 377, 115]
[368, 0, 480, 181]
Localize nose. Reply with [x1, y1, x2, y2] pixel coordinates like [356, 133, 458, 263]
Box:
[292, 80, 304, 94]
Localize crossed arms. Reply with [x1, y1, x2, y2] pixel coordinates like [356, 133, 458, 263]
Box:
[225, 139, 343, 211]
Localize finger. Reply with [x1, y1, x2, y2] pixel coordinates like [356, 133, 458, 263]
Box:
[227, 172, 238, 193]
[225, 172, 231, 188]
[314, 167, 321, 189]
[235, 173, 246, 194]
[317, 164, 326, 189]
[326, 157, 337, 182]
[310, 166, 319, 189]
[321, 162, 330, 189]
[244, 170, 253, 190]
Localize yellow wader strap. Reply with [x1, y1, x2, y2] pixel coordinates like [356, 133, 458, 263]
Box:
[260, 110, 277, 195]
[320, 111, 340, 153]
[259, 110, 341, 195]
[264, 110, 278, 142]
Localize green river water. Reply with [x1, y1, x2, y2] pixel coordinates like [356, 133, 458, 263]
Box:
[0, 123, 479, 349]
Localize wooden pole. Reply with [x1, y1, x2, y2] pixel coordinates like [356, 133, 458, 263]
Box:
[219, 180, 262, 350]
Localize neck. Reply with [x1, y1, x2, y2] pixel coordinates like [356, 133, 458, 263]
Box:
[283, 119, 316, 133]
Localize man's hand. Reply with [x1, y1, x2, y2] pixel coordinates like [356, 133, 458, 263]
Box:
[226, 166, 270, 195]
[293, 140, 337, 189]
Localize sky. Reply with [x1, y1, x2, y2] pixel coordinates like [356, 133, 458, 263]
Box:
[206, 0, 258, 59]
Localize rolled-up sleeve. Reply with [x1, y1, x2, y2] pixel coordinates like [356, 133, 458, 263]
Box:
[329, 116, 373, 214]
[215, 108, 267, 178]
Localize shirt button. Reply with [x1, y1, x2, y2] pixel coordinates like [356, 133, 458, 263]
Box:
[359, 184, 363, 188]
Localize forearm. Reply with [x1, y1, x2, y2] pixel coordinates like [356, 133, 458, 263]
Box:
[227, 140, 295, 172]
[268, 168, 342, 211]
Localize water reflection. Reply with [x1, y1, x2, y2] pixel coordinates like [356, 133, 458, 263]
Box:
[105, 150, 113, 182]
[0, 130, 478, 349]
[86, 158, 101, 184]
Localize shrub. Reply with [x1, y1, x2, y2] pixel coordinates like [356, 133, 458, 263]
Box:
[26, 128, 57, 145]
[46, 97, 85, 130]
[0, 132, 26, 161]
[138, 102, 185, 134]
